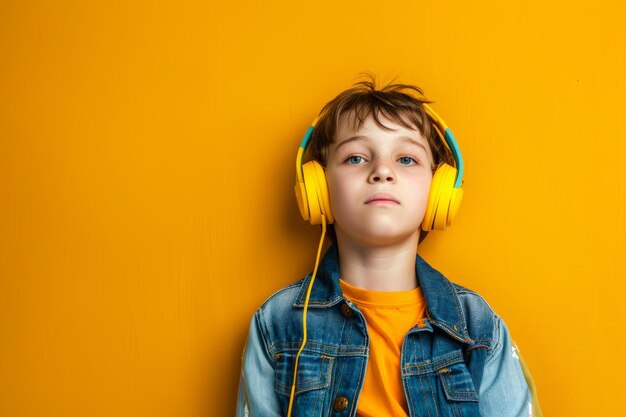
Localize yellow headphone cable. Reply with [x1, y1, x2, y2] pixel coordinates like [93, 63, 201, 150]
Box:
[286, 213, 327, 417]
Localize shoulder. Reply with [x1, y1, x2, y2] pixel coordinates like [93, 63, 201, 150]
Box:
[452, 282, 499, 321]
[450, 282, 503, 349]
[251, 277, 307, 334]
[248, 276, 324, 358]
[416, 253, 503, 344]
[257, 278, 305, 314]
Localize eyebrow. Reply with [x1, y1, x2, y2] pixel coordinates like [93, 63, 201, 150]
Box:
[334, 135, 428, 154]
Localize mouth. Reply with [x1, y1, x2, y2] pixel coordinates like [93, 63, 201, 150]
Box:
[365, 192, 400, 205]
[366, 200, 400, 206]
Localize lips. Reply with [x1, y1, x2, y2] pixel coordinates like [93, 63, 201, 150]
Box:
[365, 192, 400, 204]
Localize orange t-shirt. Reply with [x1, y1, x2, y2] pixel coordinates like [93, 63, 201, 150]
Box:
[339, 278, 427, 417]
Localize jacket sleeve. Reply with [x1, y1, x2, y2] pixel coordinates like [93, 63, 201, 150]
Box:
[515, 340, 543, 417]
[477, 317, 534, 417]
[236, 311, 282, 417]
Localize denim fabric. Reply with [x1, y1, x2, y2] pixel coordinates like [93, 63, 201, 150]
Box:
[236, 244, 532, 417]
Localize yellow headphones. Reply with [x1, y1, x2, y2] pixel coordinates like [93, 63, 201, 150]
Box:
[294, 103, 464, 232]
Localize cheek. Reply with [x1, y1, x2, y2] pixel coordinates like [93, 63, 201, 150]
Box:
[325, 171, 356, 212]
[326, 174, 345, 207]
[420, 176, 433, 196]
[408, 175, 433, 207]
[417, 169, 433, 189]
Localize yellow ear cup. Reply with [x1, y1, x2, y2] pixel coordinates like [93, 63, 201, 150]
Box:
[422, 164, 447, 231]
[422, 164, 462, 231]
[432, 166, 455, 230]
[294, 180, 309, 221]
[448, 184, 463, 228]
[300, 160, 334, 225]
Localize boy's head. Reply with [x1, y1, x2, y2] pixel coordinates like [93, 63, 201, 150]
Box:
[307, 74, 456, 247]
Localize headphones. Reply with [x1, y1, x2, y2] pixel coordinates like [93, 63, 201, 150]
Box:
[294, 102, 464, 232]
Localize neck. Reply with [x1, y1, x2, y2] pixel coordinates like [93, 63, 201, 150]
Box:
[334, 231, 420, 292]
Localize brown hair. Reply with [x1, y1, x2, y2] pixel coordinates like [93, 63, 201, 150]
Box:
[307, 72, 456, 246]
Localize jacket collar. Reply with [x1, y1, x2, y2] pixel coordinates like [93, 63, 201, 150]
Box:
[294, 243, 472, 344]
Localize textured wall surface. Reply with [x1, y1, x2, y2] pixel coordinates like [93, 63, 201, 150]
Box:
[1, 1, 625, 416]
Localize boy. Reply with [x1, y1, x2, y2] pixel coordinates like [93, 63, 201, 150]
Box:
[236, 74, 541, 417]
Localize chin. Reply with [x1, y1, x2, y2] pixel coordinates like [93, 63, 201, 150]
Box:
[357, 228, 420, 246]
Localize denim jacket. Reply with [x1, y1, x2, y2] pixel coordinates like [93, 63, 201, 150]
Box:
[236, 244, 533, 417]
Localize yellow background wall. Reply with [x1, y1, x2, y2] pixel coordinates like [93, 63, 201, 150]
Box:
[1, 1, 624, 416]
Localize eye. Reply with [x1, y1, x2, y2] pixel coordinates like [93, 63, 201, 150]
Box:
[398, 156, 420, 165]
[345, 155, 366, 165]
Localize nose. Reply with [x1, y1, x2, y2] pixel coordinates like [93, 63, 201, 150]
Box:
[368, 157, 396, 183]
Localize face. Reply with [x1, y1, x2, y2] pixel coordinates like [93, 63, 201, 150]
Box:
[325, 111, 435, 248]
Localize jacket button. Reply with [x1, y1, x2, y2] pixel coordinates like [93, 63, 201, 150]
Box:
[340, 302, 353, 318]
[333, 395, 349, 412]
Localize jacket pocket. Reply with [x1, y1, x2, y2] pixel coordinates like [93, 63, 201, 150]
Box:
[438, 362, 479, 402]
[273, 350, 334, 397]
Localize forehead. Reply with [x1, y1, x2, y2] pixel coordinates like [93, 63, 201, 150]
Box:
[336, 110, 423, 139]
[333, 110, 432, 154]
